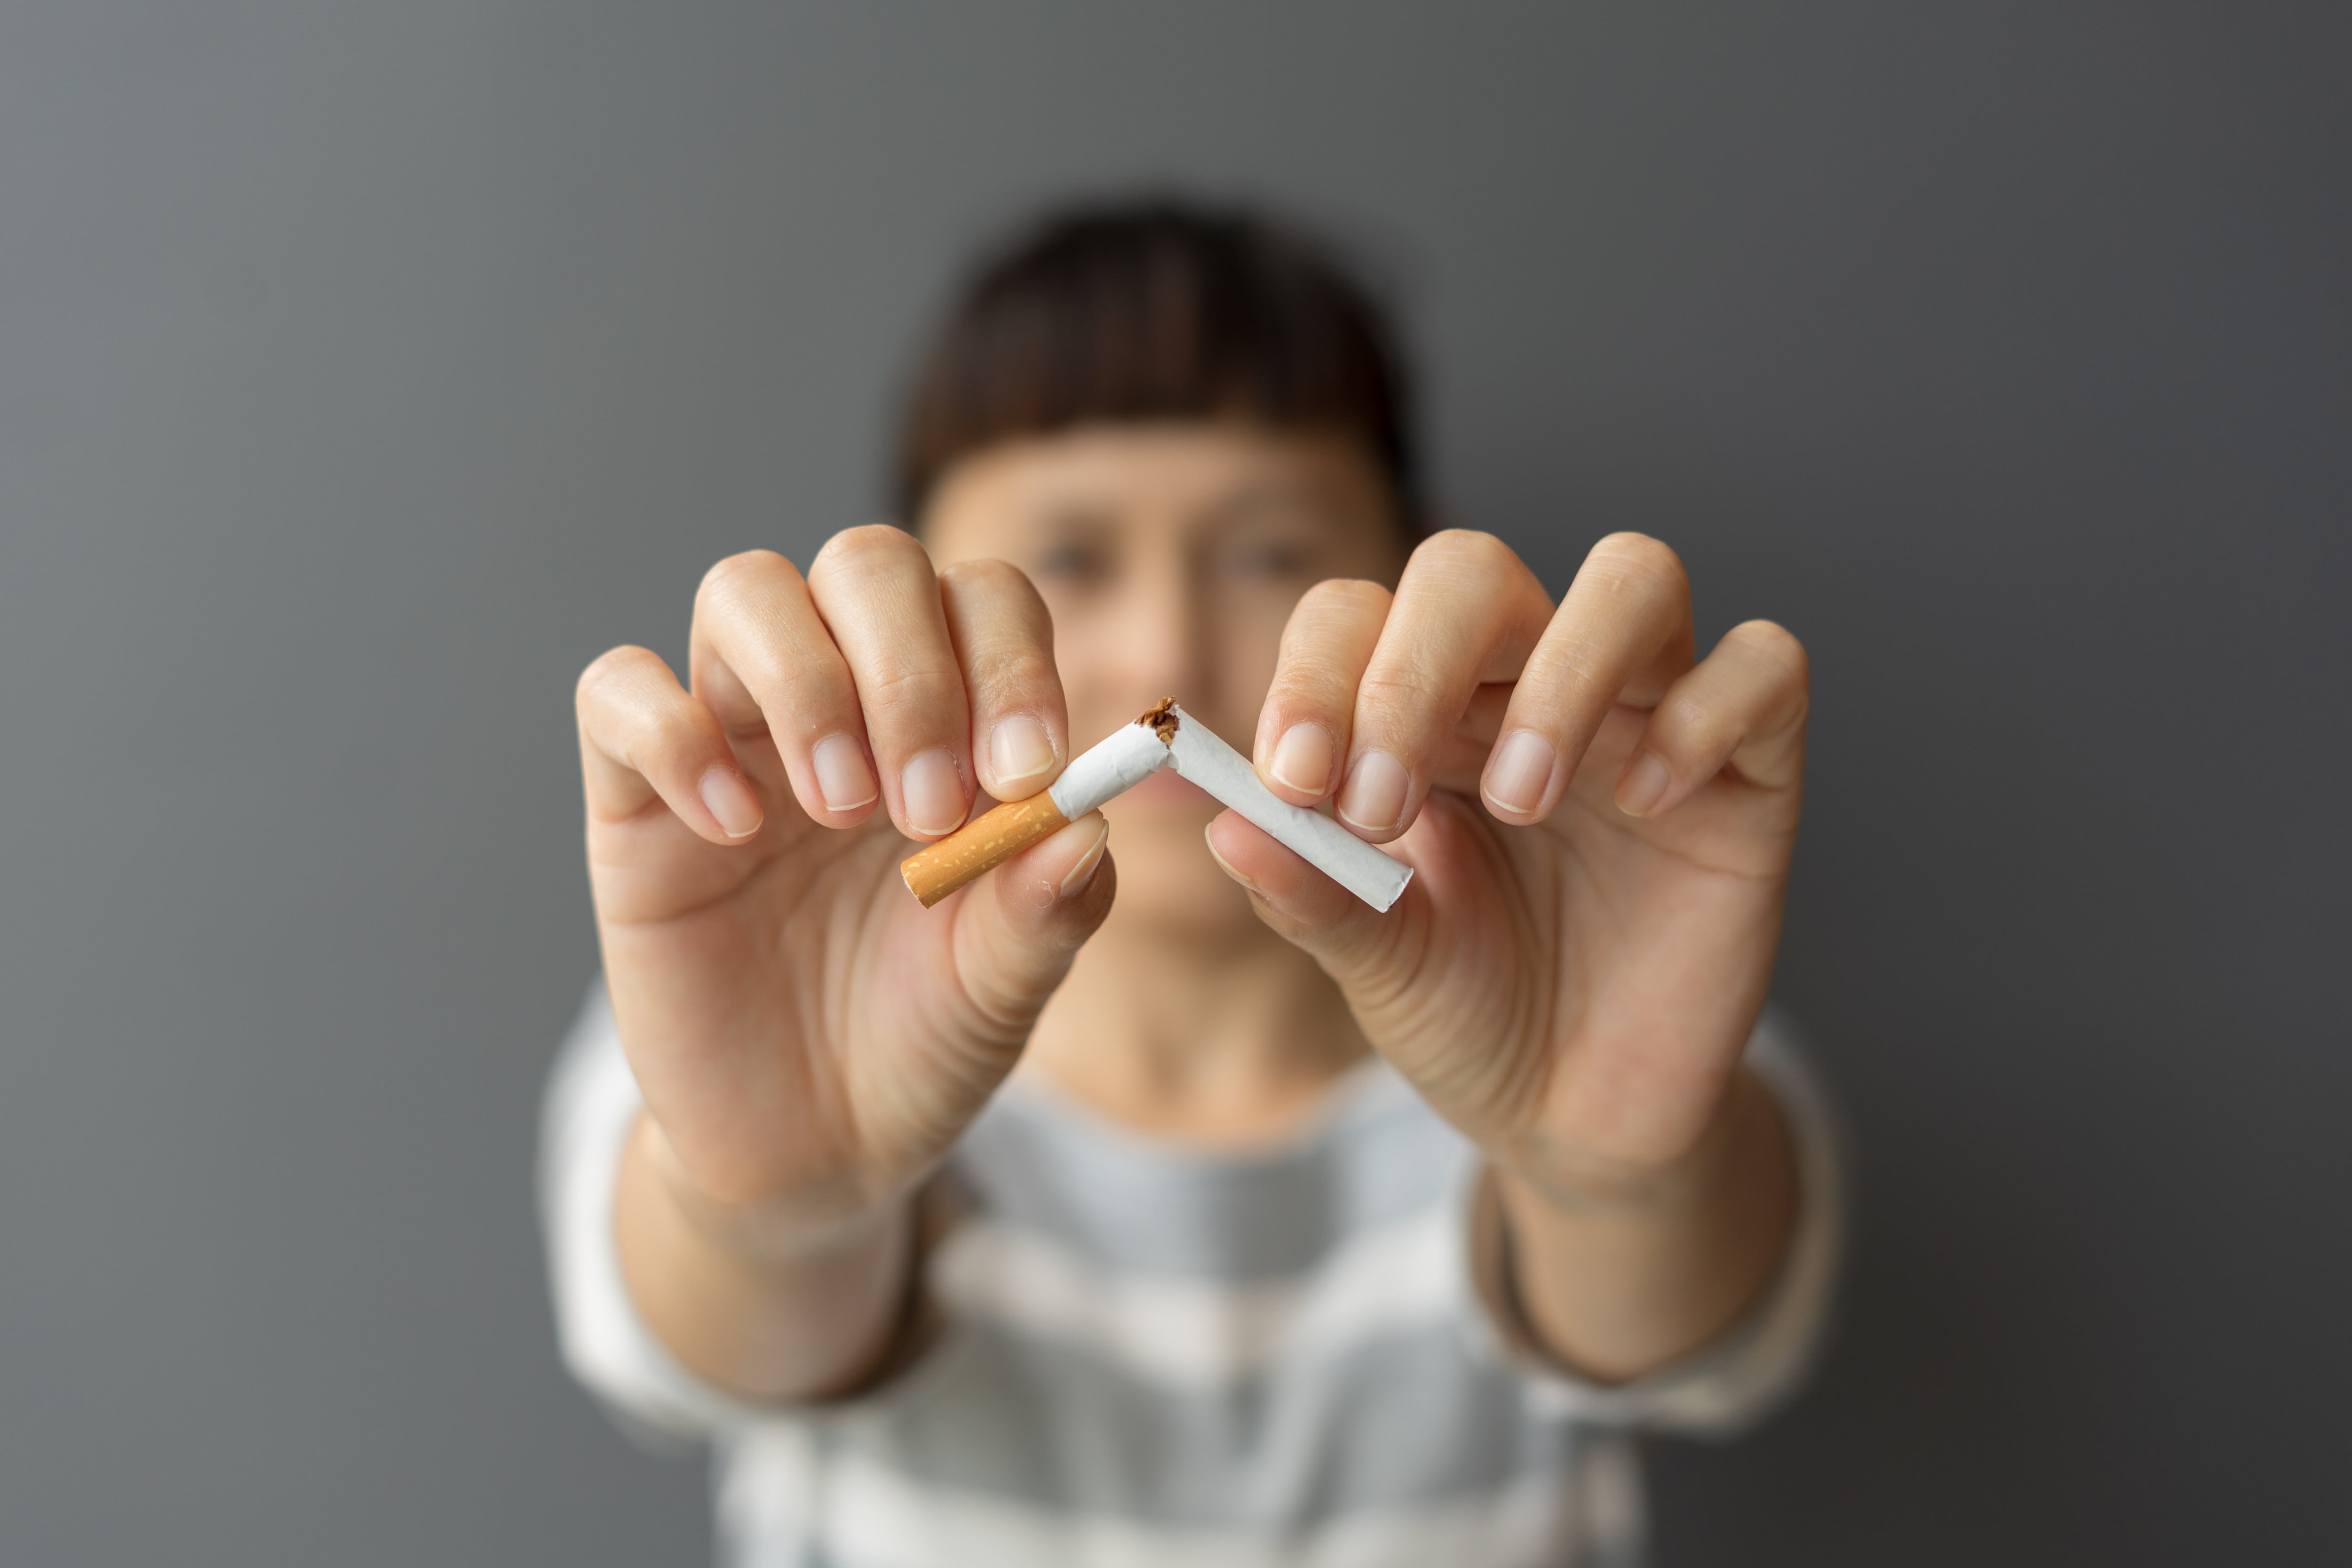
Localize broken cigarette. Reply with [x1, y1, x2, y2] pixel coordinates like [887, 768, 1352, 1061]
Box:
[896, 708, 1174, 907]
[1161, 704, 1414, 912]
[897, 699, 1414, 912]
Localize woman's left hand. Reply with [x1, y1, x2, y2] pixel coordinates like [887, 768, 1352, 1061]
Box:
[1211, 529, 1808, 1194]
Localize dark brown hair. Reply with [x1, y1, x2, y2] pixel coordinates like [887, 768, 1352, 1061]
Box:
[893, 197, 1420, 526]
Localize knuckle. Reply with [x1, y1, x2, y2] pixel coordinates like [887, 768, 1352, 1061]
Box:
[1655, 690, 1730, 752]
[1727, 618, 1810, 682]
[863, 658, 962, 709]
[1300, 576, 1392, 617]
[748, 647, 845, 716]
[1278, 581, 1392, 678]
[942, 559, 1055, 654]
[643, 703, 702, 756]
[1523, 638, 1605, 700]
[939, 556, 1031, 597]
[576, 645, 655, 709]
[1411, 527, 1518, 581]
[812, 523, 924, 579]
[967, 653, 1058, 714]
[1587, 530, 1687, 589]
[696, 549, 792, 609]
[1356, 667, 1442, 725]
[1269, 660, 1354, 710]
[985, 643, 1058, 688]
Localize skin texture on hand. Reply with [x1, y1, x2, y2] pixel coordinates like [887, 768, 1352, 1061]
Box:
[1211, 527, 1811, 1378]
[579, 535, 1114, 1210]
[577, 529, 1118, 1398]
[577, 426, 1811, 1399]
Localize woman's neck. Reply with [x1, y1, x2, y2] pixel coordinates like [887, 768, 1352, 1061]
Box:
[1018, 910, 1370, 1146]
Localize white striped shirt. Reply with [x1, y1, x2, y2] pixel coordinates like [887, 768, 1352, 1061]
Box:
[540, 987, 1843, 1568]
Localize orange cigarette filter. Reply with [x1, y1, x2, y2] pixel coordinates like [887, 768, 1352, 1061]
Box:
[898, 793, 1071, 908]
[897, 702, 1179, 908]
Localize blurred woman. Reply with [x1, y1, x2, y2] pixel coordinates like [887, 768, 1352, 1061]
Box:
[543, 198, 1841, 1566]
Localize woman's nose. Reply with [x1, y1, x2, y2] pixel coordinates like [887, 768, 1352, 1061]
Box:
[1110, 564, 1208, 700]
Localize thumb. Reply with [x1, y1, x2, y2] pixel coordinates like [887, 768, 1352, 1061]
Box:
[941, 811, 1118, 1046]
[1202, 811, 1424, 1016]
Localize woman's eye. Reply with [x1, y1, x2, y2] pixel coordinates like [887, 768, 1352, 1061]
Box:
[1227, 540, 1310, 578]
[1030, 543, 1111, 584]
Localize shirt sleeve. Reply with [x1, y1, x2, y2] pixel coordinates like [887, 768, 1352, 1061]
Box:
[1463, 1008, 1849, 1438]
[537, 981, 777, 1447]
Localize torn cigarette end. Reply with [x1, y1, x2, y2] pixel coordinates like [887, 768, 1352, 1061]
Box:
[898, 718, 1176, 907]
[1166, 703, 1414, 912]
[898, 792, 1071, 907]
[1137, 696, 1179, 744]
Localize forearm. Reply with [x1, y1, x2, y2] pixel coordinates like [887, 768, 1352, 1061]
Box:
[1494, 1066, 1796, 1384]
[612, 1114, 913, 1402]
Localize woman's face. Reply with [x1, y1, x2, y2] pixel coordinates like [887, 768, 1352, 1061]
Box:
[922, 422, 1410, 936]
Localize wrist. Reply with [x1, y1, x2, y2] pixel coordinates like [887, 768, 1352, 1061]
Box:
[632, 1114, 910, 1267]
[1490, 1068, 1759, 1218]
[617, 1114, 922, 1401]
[1485, 1068, 1798, 1383]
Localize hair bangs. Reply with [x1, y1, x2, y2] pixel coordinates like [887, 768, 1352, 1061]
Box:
[894, 201, 1417, 524]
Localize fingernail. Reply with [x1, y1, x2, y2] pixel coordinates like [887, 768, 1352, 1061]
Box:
[1483, 730, 1558, 817]
[1617, 751, 1672, 816]
[811, 734, 877, 813]
[901, 748, 967, 836]
[1202, 824, 1263, 893]
[1053, 815, 1111, 897]
[698, 766, 764, 838]
[1269, 723, 1335, 796]
[988, 714, 1058, 796]
[1335, 750, 1410, 834]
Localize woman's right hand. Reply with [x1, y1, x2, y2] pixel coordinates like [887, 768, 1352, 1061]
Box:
[576, 526, 1116, 1234]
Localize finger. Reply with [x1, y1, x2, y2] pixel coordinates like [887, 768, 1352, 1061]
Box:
[576, 645, 764, 844]
[806, 526, 973, 841]
[940, 812, 1119, 1048]
[1425, 683, 1516, 795]
[1252, 579, 1392, 806]
[1614, 620, 1810, 818]
[1201, 810, 1411, 997]
[690, 549, 881, 828]
[1479, 532, 1696, 824]
[1335, 530, 1555, 841]
[939, 560, 1068, 802]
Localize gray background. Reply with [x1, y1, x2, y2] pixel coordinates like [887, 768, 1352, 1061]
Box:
[2, 3, 2345, 1563]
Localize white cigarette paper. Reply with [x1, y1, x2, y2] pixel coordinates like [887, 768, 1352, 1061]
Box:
[1048, 722, 1172, 819]
[901, 704, 1412, 912]
[1166, 704, 1414, 912]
